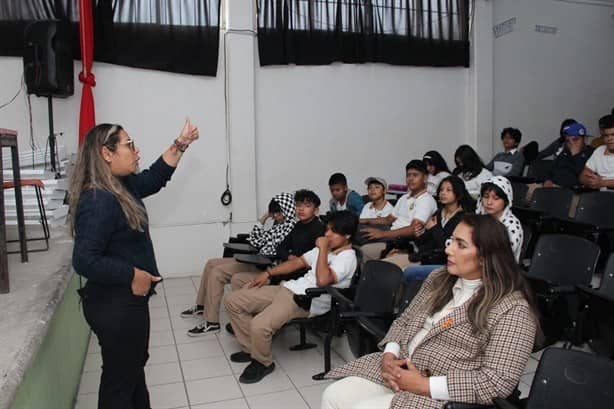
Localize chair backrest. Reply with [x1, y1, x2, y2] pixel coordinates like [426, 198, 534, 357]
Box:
[529, 187, 574, 219]
[520, 221, 535, 261]
[526, 159, 554, 182]
[511, 181, 529, 207]
[526, 348, 614, 409]
[354, 260, 403, 313]
[574, 191, 614, 229]
[397, 279, 424, 314]
[599, 253, 614, 297]
[527, 234, 600, 286]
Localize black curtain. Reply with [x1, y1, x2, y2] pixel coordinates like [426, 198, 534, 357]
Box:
[257, 0, 470, 68]
[0, 0, 221, 76]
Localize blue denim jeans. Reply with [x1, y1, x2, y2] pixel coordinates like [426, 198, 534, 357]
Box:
[402, 264, 443, 283]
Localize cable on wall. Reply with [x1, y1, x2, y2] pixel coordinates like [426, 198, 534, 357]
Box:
[220, 28, 257, 214]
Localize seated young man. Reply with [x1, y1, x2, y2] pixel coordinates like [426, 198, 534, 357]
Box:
[328, 172, 364, 216]
[360, 160, 437, 269]
[186, 190, 324, 336]
[359, 176, 394, 224]
[181, 193, 295, 323]
[223, 211, 358, 383]
[544, 122, 594, 188]
[275, 189, 326, 261]
[580, 115, 614, 190]
[486, 127, 525, 177]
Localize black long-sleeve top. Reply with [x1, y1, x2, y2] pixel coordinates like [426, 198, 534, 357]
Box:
[274, 217, 326, 261]
[72, 157, 175, 288]
[413, 208, 465, 255]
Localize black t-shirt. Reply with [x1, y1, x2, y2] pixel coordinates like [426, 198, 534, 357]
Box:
[275, 217, 326, 261]
[550, 146, 594, 187]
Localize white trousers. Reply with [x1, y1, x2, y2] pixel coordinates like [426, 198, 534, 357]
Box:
[321, 376, 394, 409]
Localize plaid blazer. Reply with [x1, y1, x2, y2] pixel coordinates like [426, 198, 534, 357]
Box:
[326, 269, 537, 409]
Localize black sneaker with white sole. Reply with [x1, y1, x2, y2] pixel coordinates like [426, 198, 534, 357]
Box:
[180, 305, 203, 318]
[187, 321, 220, 336]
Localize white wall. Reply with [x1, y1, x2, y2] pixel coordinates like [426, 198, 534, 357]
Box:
[4, 0, 611, 276]
[255, 63, 470, 212]
[492, 0, 614, 151]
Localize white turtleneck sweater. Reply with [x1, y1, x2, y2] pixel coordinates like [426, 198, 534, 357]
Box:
[384, 277, 483, 401]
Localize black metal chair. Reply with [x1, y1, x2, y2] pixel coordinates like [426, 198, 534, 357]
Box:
[524, 234, 600, 346]
[530, 187, 574, 220]
[552, 191, 614, 258]
[493, 348, 614, 409]
[354, 278, 424, 343]
[512, 187, 574, 229]
[291, 259, 403, 380]
[510, 181, 529, 208]
[574, 253, 614, 357]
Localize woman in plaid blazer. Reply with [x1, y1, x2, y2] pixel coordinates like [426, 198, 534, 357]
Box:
[322, 214, 537, 409]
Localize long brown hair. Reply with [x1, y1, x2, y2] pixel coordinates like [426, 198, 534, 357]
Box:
[426, 213, 537, 334]
[69, 124, 147, 233]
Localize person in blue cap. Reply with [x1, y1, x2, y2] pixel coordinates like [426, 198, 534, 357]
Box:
[543, 122, 594, 188]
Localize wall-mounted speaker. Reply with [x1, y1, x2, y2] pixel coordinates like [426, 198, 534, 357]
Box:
[23, 20, 74, 98]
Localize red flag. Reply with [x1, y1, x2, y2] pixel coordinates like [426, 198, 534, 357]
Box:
[78, 0, 96, 145]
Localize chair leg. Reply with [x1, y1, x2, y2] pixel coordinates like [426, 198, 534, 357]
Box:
[312, 333, 333, 380]
[289, 324, 317, 351]
[35, 186, 49, 249]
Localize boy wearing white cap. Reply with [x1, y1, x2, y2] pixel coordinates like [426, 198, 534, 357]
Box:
[359, 177, 394, 224]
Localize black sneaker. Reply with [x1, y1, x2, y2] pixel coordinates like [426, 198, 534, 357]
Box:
[239, 361, 275, 384]
[226, 323, 235, 335]
[230, 351, 252, 363]
[180, 305, 203, 318]
[187, 321, 220, 336]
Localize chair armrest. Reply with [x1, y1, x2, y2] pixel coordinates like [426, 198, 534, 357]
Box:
[236, 233, 250, 240]
[356, 316, 387, 339]
[338, 311, 391, 320]
[493, 398, 519, 409]
[443, 403, 495, 409]
[304, 287, 328, 297]
[549, 285, 576, 294]
[325, 287, 354, 305]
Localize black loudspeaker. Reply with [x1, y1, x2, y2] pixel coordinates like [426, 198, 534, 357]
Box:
[23, 20, 74, 98]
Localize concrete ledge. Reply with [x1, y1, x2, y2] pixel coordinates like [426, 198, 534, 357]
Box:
[0, 233, 85, 409]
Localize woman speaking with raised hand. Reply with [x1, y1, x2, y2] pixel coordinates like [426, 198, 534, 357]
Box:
[70, 119, 198, 409]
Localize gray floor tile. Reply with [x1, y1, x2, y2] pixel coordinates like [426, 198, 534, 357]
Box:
[148, 382, 188, 409]
[148, 344, 179, 365]
[191, 398, 249, 409]
[149, 330, 175, 347]
[78, 370, 101, 395]
[298, 382, 333, 409]
[150, 317, 172, 332]
[181, 355, 233, 381]
[178, 339, 224, 361]
[74, 393, 98, 409]
[185, 375, 243, 405]
[246, 389, 310, 409]
[145, 361, 183, 386]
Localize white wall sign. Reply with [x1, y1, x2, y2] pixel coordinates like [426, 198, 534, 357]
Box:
[535, 24, 558, 34]
[493, 17, 517, 38]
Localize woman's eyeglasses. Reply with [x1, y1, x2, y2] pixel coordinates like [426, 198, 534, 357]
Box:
[119, 139, 136, 152]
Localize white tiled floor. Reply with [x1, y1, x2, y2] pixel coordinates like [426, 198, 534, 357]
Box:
[74, 277, 553, 409]
[74, 277, 341, 409]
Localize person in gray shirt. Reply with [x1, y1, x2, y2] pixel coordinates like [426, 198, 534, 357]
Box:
[487, 127, 525, 177]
